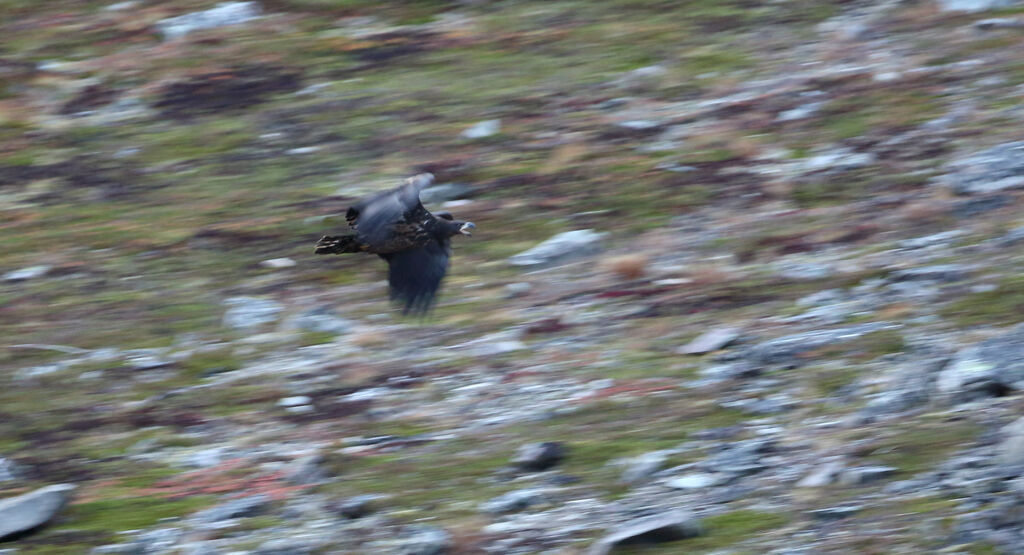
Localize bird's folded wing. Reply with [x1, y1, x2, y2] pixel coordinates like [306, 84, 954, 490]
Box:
[384, 241, 450, 314]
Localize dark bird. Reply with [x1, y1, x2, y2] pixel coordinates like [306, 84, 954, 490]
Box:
[315, 173, 475, 314]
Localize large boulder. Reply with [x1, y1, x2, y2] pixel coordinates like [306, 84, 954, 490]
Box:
[937, 324, 1024, 401]
[0, 484, 77, 539]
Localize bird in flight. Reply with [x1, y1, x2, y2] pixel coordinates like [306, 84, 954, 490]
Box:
[315, 173, 475, 314]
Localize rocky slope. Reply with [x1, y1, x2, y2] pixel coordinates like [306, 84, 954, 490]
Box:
[4, 0, 1024, 553]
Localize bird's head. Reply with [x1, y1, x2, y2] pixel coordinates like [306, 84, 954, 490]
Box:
[459, 222, 476, 236]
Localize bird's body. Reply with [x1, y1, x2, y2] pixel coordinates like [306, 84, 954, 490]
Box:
[315, 174, 474, 314]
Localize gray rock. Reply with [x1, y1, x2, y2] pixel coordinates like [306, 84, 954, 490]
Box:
[278, 396, 313, 408]
[512, 442, 567, 471]
[997, 417, 1024, 465]
[954, 195, 1010, 218]
[283, 454, 326, 485]
[259, 257, 296, 269]
[975, 17, 1024, 29]
[288, 310, 352, 335]
[890, 264, 970, 282]
[391, 525, 451, 555]
[614, 65, 667, 92]
[937, 0, 1019, 13]
[223, 296, 283, 329]
[799, 147, 876, 174]
[460, 119, 500, 139]
[839, 465, 897, 485]
[996, 225, 1024, 246]
[777, 100, 826, 122]
[797, 458, 845, 487]
[508, 230, 606, 268]
[504, 282, 533, 298]
[678, 327, 741, 355]
[943, 141, 1024, 194]
[664, 472, 726, 489]
[747, 322, 895, 366]
[419, 183, 474, 204]
[897, 231, 965, 250]
[0, 484, 77, 539]
[191, 494, 270, 524]
[3, 265, 51, 282]
[0, 458, 21, 482]
[479, 489, 546, 514]
[255, 538, 315, 554]
[774, 261, 835, 281]
[588, 510, 704, 555]
[621, 451, 669, 483]
[184, 447, 231, 468]
[156, 2, 262, 41]
[937, 325, 1024, 399]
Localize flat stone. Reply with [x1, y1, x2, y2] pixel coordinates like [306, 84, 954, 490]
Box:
[479, 489, 546, 514]
[747, 322, 895, 366]
[797, 459, 845, 487]
[460, 119, 500, 139]
[223, 296, 283, 329]
[508, 230, 606, 268]
[942, 141, 1024, 194]
[621, 451, 669, 483]
[287, 310, 352, 334]
[588, 510, 704, 555]
[664, 472, 725, 489]
[156, 2, 262, 41]
[997, 417, 1024, 465]
[938, 0, 1019, 13]
[937, 324, 1024, 400]
[391, 525, 451, 555]
[278, 396, 312, 408]
[3, 265, 50, 282]
[0, 484, 77, 539]
[839, 465, 897, 485]
[260, 257, 296, 269]
[890, 264, 970, 282]
[191, 494, 270, 524]
[678, 327, 741, 355]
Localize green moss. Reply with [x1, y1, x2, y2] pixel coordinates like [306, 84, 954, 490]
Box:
[942, 275, 1024, 327]
[57, 495, 213, 534]
[864, 420, 979, 475]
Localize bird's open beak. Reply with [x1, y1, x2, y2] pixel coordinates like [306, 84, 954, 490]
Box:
[460, 222, 476, 236]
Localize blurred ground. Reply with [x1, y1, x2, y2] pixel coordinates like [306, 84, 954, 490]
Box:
[4, 0, 1024, 553]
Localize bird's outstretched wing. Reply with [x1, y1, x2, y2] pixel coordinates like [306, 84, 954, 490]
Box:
[381, 241, 450, 315]
[345, 173, 434, 248]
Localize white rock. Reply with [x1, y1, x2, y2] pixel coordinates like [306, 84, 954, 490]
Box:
[678, 327, 741, 355]
[286, 146, 321, 155]
[260, 257, 297, 269]
[0, 484, 77, 539]
[460, 119, 501, 139]
[3, 265, 51, 282]
[664, 472, 725, 489]
[508, 230, 606, 268]
[222, 296, 283, 329]
[156, 2, 262, 41]
[278, 396, 313, 407]
[937, 0, 1019, 12]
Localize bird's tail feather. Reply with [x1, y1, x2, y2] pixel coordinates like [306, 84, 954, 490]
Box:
[315, 235, 360, 254]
